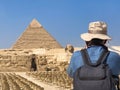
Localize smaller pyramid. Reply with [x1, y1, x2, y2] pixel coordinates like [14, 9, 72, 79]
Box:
[12, 19, 62, 49]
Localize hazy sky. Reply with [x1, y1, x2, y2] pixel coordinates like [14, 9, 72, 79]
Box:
[0, 0, 120, 49]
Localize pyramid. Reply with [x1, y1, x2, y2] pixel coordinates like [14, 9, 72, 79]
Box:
[12, 19, 62, 49]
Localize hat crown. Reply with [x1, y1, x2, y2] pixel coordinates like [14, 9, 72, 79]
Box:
[80, 21, 111, 41]
[88, 21, 107, 35]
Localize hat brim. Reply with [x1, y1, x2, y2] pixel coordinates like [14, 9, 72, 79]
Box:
[80, 33, 111, 41]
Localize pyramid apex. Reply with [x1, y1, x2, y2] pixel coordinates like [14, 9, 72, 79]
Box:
[30, 19, 42, 27]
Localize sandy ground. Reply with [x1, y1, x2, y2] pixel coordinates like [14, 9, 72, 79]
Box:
[16, 72, 70, 90]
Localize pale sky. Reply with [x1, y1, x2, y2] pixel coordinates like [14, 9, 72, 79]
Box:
[0, 0, 120, 49]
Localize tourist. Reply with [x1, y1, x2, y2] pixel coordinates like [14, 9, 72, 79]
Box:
[67, 21, 120, 90]
[65, 44, 74, 63]
[30, 54, 37, 71]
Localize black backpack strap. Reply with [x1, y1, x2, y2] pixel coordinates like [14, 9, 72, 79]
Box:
[80, 49, 91, 66]
[80, 48, 109, 66]
[97, 49, 110, 65]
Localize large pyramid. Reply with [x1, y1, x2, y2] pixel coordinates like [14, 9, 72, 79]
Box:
[12, 19, 62, 49]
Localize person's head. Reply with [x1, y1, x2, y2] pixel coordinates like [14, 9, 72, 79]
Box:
[65, 44, 74, 53]
[80, 21, 111, 47]
[32, 54, 36, 59]
[85, 38, 107, 47]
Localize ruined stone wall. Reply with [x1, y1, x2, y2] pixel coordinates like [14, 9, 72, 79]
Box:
[0, 48, 81, 72]
[0, 54, 31, 72]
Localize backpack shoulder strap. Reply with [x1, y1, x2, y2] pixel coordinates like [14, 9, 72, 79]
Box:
[80, 48, 109, 66]
[97, 49, 110, 65]
[80, 49, 91, 66]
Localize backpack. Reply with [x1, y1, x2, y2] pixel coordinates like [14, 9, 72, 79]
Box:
[73, 49, 119, 90]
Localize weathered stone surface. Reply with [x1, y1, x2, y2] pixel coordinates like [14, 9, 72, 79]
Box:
[12, 19, 62, 49]
[0, 48, 78, 72]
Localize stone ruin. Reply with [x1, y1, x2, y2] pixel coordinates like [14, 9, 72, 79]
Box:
[0, 19, 82, 90]
[0, 19, 81, 72]
[0, 47, 81, 72]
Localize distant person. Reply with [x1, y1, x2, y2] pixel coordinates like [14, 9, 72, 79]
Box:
[30, 54, 37, 71]
[65, 44, 74, 63]
[65, 44, 74, 54]
[67, 21, 120, 90]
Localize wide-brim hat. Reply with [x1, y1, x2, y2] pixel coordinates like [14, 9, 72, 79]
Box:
[80, 21, 111, 41]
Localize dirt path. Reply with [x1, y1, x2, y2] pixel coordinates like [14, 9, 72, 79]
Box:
[16, 72, 69, 90]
